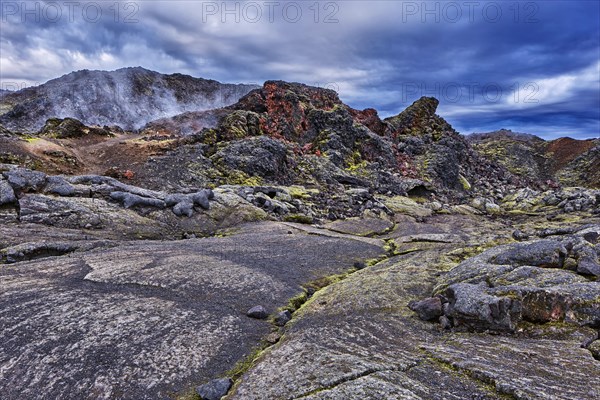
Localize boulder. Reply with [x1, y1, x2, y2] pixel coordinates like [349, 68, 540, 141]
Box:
[430, 229, 600, 332]
[4, 168, 46, 192]
[408, 297, 442, 321]
[196, 378, 233, 400]
[246, 306, 269, 320]
[274, 310, 292, 326]
[444, 283, 521, 332]
[45, 176, 75, 197]
[491, 240, 568, 268]
[0, 178, 16, 205]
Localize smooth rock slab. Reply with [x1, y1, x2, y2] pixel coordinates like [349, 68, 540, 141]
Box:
[229, 246, 600, 400]
[0, 222, 384, 399]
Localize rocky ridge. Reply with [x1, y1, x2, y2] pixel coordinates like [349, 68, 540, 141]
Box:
[0, 72, 599, 400]
[469, 129, 599, 188]
[0, 67, 258, 132]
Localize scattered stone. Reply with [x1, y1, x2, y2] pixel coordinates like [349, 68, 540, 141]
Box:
[196, 378, 233, 400]
[353, 261, 367, 270]
[246, 306, 269, 320]
[274, 310, 292, 326]
[430, 201, 443, 211]
[172, 201, 194, 217]
[408, 297, 443, 321]
[439, 315, 452, 330]
[265, 332, 282, 345]
[584, 232, 599, 244]
[512, 230, 530, 241]
[485, 202, 501, 214]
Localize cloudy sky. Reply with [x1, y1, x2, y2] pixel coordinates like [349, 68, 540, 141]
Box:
[1, 0, 599, 139]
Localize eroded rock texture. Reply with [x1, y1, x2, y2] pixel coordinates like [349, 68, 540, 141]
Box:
[230, 219, 600, 399]
[0, 223, 384, 399]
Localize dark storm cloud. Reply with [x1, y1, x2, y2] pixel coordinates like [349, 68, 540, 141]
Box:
[0, 0, 598, 139]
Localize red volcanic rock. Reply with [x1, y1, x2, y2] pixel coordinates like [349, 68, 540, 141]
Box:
[233, 81, 342, 143]
[348, 108, 387, 135]
[546, 137, 596, 172]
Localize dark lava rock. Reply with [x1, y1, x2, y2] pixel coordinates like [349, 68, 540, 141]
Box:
[274, 310, 292, 326]
[432, 228, 600, 332]
[4, 168, 46, 192]
[109, 191, 166, 209]
[584, 232, 599, 244]
[439, 315, 453, 330]
[212, 136, 289, 181]
[0, 178, 17, 204]
[165, 190, 211, 216]
[408, 297, 443, 321]
[491, 240, 568, 268]
[172, 200, 194, 217]
[512, 230, 530, 241]
[45, 176, 75, 197]
[2, 241, 79, 264]
[353, 261, 367, 270]
[196, 377, 233, 400]
[577, 257, 600, 277]
[40, 117, 111, 138]
[246, 306, 269, 320]
[444, 283, 521, 332]
[589, 341, 600, 360]
[193, 190, 212, 209]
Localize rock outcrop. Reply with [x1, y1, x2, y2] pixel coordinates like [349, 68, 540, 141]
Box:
[1, 71, 599, 400]
[469, 129, 600, 188]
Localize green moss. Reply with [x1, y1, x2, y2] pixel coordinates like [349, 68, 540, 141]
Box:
[226, 345, 270, 381]
[176, 388, 200, 400]
[446, 237, 515, 263]
[199, 129, 218, 145]
[215, 167, 263, 187]
[506, 210, 539, 216]
[212, 228, 240, 238]
[383, 239, 398, 255]
[283, 214, 313, 224]
[279, 291, 310, 314]
[304, 270, 355, 294]
[458, 174, 471, 191]
[288, 186, 319, 200]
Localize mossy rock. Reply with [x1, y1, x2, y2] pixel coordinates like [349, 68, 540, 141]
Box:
[40, 118, 111, 139]
[381, 196, 432, 218]
[283, 214, 313, 224]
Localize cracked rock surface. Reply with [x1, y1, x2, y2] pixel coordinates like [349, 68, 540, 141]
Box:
[228, 216, 600, 400]
[0, 222, 383, 399]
